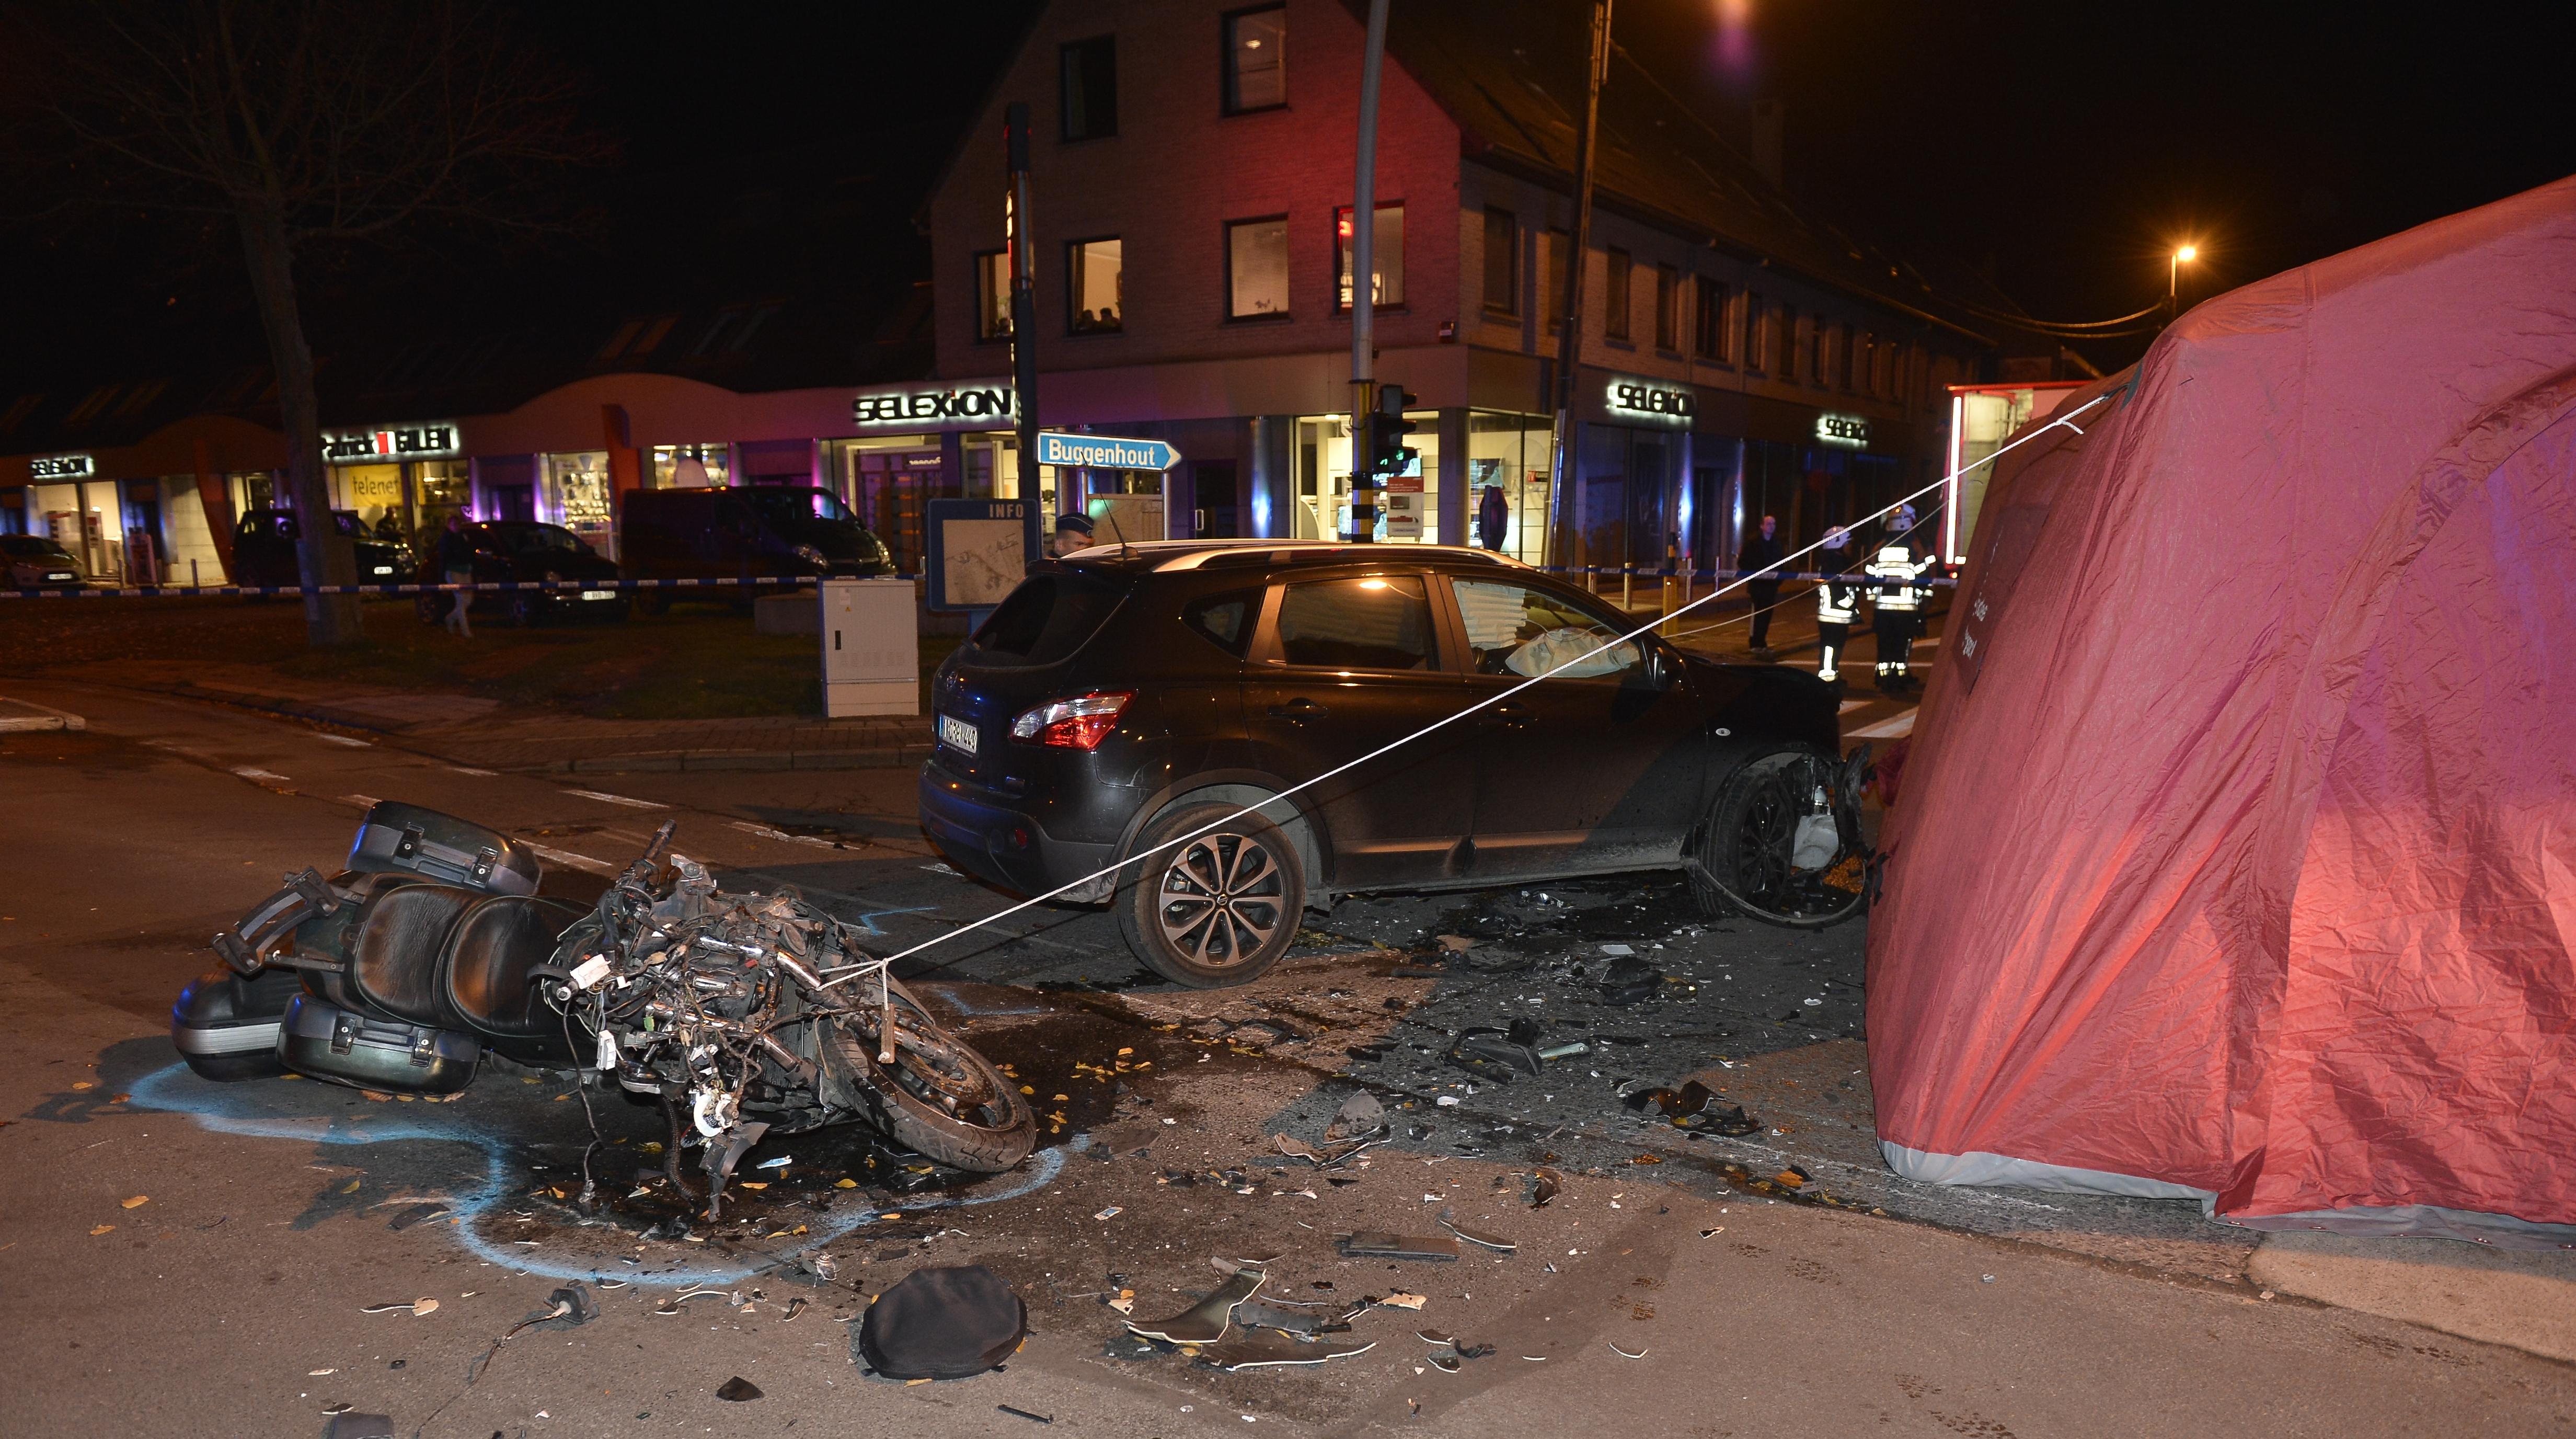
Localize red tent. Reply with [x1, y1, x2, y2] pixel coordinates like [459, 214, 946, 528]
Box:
[1870, 177, 2576, 1243]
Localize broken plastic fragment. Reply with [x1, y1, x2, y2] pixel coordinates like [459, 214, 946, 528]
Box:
[1609, 1342, 1649, 1360]
[1529, 1169, 1563, 1208]
[716, 1376, 763, 1401]
[1378, 1292, 1428, 1310]
[1125, 1263, 1267, 1344]
[1337, 1231, 1459, 1263]
[1439, 1216, 1517, 1254]
[1196, 1337, 1376, 1371]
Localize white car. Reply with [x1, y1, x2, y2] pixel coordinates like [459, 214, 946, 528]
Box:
[2, 534, 88, 588]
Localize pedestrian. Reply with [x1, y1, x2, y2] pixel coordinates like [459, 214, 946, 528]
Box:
[372, 512, 402, 544]
[436, 513, 476, 638]
[1050, 511, 1096, 558]
[1476, 485, 1509, 552]
[1736, 513, 1785, 660]
[1866, 506, 1936, 692]
[1813, 526, 1859, 684]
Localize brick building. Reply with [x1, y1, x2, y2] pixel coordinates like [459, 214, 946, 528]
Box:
[925, 0, 1995, 577]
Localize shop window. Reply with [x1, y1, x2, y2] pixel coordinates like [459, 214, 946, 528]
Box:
[1227, 216, 1291, 319]
[1778, 306, 1799, 380]
[1654, 265, 1678, 350]
[1603, 249, 1632, 340]
[1693, 277, 1728, 362]
[1067, 238, 1124, 333]
[1481, 209, 1519, 315]
[1809, 317, 1830, 384]
[1839, 322, 1858, 390]
[1273, 574, 1434, 671]
[1222, 5, 1285, 113]
[1061, 35, 1117, 141]
[1744, 294, 1770, 374]
[1335, 203, 1404, 311]
[975, 251, 1013, 341]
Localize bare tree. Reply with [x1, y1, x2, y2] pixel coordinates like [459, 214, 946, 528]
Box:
[15, 0, 603, 647]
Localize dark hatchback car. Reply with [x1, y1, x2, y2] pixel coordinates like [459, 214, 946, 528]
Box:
[920, 540, 1853, 988]
[232, 507, 410, 589]
[412, 520, 628, 625]
[619, 486, 894, 612]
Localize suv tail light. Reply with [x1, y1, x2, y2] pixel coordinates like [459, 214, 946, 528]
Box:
[1009, 690, 1133, 749]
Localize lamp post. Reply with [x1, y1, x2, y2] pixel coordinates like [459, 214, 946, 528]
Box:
[2168, 244, 2198, 321]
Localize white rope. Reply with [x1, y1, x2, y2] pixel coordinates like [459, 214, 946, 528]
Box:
[824, 392, 2109, 983]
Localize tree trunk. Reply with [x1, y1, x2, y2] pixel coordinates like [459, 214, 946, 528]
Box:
[235, 198, 363, 647]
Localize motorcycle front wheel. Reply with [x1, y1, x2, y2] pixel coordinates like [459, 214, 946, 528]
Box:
[821, 994, 1035, 1173]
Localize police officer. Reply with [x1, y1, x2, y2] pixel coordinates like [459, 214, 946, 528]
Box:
[1050, 512, 1096, 557]
[1866, 506, 1936, 693]
[1812, 525, 1859, 684]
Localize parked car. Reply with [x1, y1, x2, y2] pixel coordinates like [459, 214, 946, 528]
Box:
[412, 520, 628, 626]
[619, 486, 895, 612]
[231, 507, 410, 590]
[918, 540, 1849, 987]
[2, 534, 90, 588]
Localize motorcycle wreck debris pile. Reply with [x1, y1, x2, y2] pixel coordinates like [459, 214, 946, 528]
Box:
[172, 803, 1036, 1217]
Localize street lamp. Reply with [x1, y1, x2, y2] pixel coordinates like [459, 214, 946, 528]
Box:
[2169, 244, 2199, 316]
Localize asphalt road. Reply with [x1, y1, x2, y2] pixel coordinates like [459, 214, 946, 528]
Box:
[3, 679, 2568, 1438]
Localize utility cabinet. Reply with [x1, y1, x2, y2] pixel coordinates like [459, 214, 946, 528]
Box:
[820, 578, 918, 717]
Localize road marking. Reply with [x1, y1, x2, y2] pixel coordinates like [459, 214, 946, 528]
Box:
[231, 766, 292, 782]
[728, 820, 838, 849]
[0, 696, 87, 732]
[340, 794, 381, 810]
[1838, 699, 1869, 713]
[564, 788, 669, 809]
[315, 734, 371, 747]
[1848, 709, 1918, 740]
[446, 766, 497, 776]
[522, 842, 614, 875]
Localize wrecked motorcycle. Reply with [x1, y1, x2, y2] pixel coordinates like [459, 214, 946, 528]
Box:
[172, 803, 1036, 1206]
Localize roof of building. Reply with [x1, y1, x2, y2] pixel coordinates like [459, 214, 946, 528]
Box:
[1362, 0, 1999, 345]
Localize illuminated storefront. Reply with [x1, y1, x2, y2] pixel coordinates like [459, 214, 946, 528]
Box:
[1943, 380, 2088, 564]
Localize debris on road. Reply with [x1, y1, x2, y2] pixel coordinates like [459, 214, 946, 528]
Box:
[1528, 1169, 1563, 1208]
[998, 1404, 1056, 1424]
[1326, 1091, 1386, 1140]
[715, 1377, 764, 1402]
[1609, 1342, 1650, 1360]
[1439, 1215, 1517, 1254]
[1125, 1262, 1266, 1344]
[860, 1265, 1030, 1380]
[1337, 1231, 1460, 1263]
[385, 1202, 449, 1231]
[359, 1298, 438, 1316]
[1199, 1338, 1376, 1371]
[320, 1413, 395, 1439]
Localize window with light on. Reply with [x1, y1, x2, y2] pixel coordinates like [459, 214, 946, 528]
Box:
[1336, 204, 1404, 311]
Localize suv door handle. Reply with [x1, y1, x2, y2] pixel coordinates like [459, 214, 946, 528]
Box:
[1266, 699, 1328, 723]
[1487, 702, 1533, 730]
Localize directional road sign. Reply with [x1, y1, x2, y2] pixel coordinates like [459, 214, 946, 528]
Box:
[1032, 431, 1182, 472]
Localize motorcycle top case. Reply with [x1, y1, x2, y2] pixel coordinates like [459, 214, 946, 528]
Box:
[170, 966, 304, 1082]
[346, 802, 540, 895]
[277, 993, 480, 1094]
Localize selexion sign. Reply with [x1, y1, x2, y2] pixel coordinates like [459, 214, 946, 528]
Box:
[30, 453, 95, 481]
[852, 384, 1016, 427]
[323, 422, 461, 464]
[1605, 376, 1697, 427]
[1815, 413, 1870, 448]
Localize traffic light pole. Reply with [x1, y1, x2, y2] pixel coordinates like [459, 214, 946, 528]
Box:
[1347, 0, 1389, 542]
[1006, 103, 1042, 532]
[1544, 0, 1613, 577]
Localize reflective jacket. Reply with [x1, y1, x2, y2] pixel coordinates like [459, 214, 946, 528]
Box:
[1814, 541, 1860, 623]
[1867, 543, 1935, 612]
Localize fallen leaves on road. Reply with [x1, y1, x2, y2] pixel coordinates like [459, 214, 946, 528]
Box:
[121, 1195, 148, 1208]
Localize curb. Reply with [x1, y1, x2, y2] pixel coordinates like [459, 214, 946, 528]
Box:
[525, 745, 933, 774]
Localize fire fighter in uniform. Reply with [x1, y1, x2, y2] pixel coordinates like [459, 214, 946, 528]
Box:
[1867, 506, 1938, 693]
[1812, 525, 1860, 684]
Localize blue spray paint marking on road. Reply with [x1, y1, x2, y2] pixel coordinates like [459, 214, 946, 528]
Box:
[125, 1063, 1071, 1287]
[853, 906, 938, 935]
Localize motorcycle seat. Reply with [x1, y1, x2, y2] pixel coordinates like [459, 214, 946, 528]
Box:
[443, 895, 585, 1041]
[347, 883, 483, 1027]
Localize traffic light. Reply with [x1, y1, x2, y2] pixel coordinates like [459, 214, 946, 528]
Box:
[1370, 384, 1418, 477]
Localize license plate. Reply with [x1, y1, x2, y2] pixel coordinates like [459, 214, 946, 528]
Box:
[581, 589, 614, 601]
[938, 714, 979, 755]
[372, 566, 395, 575]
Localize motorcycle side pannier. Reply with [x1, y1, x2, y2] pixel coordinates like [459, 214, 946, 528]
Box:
[346, 802, 540, 895]
[277, 993, 480, 1094]
[171, 966, 305, 1082]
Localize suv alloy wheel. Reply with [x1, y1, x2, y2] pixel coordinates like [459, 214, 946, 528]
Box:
[1117, 802, 1306, 987]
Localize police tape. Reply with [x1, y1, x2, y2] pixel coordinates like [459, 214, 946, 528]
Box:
[1539, 566, 1959, 585]
[1, 575, 918, 600]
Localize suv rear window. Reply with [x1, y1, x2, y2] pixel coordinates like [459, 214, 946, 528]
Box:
[969, 572, 1125, 666]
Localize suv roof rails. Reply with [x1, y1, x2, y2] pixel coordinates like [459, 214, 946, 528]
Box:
[1130, 540, 1531, 574]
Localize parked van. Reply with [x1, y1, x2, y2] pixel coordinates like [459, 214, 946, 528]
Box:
[618, 486, 895, 611]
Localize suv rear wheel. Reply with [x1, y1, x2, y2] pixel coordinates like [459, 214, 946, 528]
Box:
[1117, 802, 1305, 988]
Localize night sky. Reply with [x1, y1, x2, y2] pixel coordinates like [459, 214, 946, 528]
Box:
[10, 0, 2573, 382]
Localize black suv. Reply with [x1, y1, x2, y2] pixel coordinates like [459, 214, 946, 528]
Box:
[411, 520, 628, 626]
[919, 541, 1850, 988]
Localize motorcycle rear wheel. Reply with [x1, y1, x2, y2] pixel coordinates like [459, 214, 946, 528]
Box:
[821, 995, 1034, 1173]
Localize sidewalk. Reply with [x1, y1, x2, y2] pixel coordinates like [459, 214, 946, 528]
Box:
[55, 658, 933, 772]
